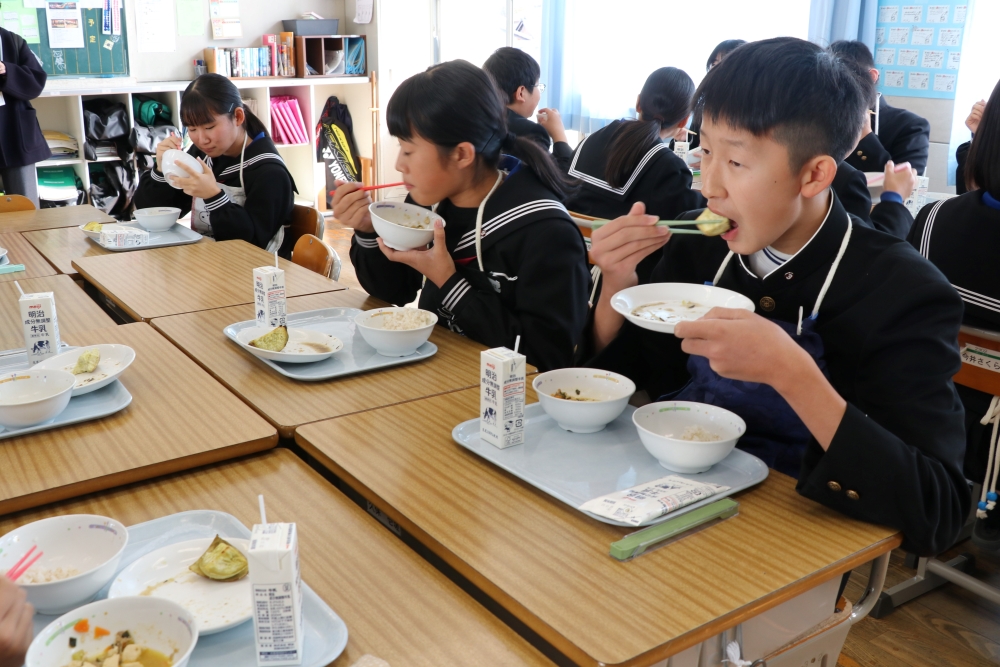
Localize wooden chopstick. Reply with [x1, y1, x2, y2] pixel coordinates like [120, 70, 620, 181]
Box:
[589, 219, 708, 230]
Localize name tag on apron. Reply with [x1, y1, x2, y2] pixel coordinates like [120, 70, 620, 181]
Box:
[962, 344, 1000, 373]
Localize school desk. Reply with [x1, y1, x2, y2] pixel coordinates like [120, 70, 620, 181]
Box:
[0, 275, 115, 349]
[72, 239, 346, 322]
[0, 232, 58, 282]
[150, 290, 496, 438]
[0, 323, 277, 516]
[22, 225, 214, 279]
[295, 387, 902, 667]
[0, 450, 555, 666]
[0, 204, 113, 233]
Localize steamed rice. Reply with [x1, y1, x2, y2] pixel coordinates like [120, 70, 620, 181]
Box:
[678, 425, 722, 442]
[371, 309, 433, 331]
[19, 566, 80, 583]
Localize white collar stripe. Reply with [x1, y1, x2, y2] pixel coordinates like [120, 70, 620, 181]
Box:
[217, 153, 285, 175]
[919, 199, 947, 259]
[568, 142, 670, 195]
[457, 199, 568, 241]
[954, 285, 1000, 309]
[454, 202, 568, 251]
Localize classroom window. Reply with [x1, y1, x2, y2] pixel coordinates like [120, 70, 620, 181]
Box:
[438, 0, 508, 65]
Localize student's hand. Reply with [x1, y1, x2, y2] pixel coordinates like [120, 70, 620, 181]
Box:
[0, 577, 34, 667]
[173, 158, 221, 200]
[675, 307, 847, 449]
[536, 108, 568, 144]
[154, 134, 183, 171]
[332, 180, 375, 234]
[0, 62, 7, 76]
[590, 202, 671, 295]
[377, 220, 456, 288]
[967, 100, 986, 134]
[883, 160, 917, 198]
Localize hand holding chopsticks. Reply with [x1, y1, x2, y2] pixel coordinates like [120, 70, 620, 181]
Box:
[5, 545, 42, 582]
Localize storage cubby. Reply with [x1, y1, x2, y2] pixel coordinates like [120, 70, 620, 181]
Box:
[295, 35, 367, 78]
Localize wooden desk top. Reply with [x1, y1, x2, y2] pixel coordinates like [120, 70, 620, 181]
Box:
[151, 291, 490, 438]
[0, 323, 277, 515]
[72, 240, 346, 322]
[0, 232, 58, 282]
[295, 388, 902, 667]
[0, 275, 115, 350]
[0, 450, 554, 666]
[22, 225, 212, 279]
[0, 205, 112, 233]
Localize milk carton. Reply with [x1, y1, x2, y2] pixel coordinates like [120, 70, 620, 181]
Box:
[19, 292, 60, 365]
[100, 227, 148, 248]
[480, 347, 526, 449]
[253, 267, 287, 328]
[673, 140, 690, 163]
[904, 175, 930, 218]
[249, 522, 303, 666]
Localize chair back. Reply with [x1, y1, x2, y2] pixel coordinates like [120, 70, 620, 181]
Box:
[289, 204, 324, 249]
[0, 195, 35, 212]
[954, 326, 1000, 395]
[292, 234, 335, 278]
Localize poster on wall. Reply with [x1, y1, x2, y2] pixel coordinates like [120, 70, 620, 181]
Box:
[45, 1, 84, 49]
[875, 1, 968, 99]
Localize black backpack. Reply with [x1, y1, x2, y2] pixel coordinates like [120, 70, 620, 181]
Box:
[315, 96, 362, 208]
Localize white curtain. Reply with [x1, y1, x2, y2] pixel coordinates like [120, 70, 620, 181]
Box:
[808, 0, 878, 49]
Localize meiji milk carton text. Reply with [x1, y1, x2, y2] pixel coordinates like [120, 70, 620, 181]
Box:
[480, 347, 526, 449]
[20, 292, 60, 364]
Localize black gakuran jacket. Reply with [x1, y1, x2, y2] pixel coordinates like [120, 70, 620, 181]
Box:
[0, 28, 50, 168]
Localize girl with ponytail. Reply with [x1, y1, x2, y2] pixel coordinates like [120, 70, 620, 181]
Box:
[134, 73, 297, 256]
[333, 60, 590, 371]
[565, 67, 704, 282]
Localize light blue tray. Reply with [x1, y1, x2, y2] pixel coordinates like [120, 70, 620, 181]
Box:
[452, 403, 769, 528]
[223, 307, 438, 381]
[0, 347, 131, 440]
[30, 510, 348, 667]
[92, 223, 203, 251]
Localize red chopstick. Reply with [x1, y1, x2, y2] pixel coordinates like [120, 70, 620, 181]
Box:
[5, 546, 35, 580]
[329, 182, 405, 195]
[6, 547, 42, 582]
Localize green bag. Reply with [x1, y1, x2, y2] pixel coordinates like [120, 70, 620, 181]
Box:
[132, 94, 172, 127]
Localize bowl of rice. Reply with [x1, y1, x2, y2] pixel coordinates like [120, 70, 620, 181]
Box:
[368, 201, 446, 251]
[354, 307, 438, 357]
[632, 401, 745, 473]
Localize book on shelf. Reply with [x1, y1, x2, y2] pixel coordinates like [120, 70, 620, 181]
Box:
[206, 33, 294, 78]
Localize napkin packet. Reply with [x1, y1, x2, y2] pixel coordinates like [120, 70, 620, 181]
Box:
[101, 227, 149, 248]
[580, 475, 730, 526]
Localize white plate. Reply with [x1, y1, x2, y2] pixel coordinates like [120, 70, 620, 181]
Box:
[108, 537, 251, 636]
[78, 222, 129, 241]
[611, 283, 755, 333]
[235, 326, 344, 363]
[33, 344, 135, 397]
[0, 248, 7, 260]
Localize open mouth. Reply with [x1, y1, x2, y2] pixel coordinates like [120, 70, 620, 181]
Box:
[720, 218, 739, 241]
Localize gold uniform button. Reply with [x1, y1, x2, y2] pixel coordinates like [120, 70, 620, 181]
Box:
[861, 156, 867, 161]
[847, 490, 860, 500]
[760, 296, 775, 312]
[856, 150, 863, 156]
[827, 481, 842, 492]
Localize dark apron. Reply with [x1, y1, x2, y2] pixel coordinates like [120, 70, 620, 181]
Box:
[664, 219, 853, 478]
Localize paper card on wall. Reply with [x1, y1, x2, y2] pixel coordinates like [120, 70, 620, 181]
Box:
[354, 0, 372, 24]
[875, 48, 895, 65]
[208, 0, 239, 19]
[878, 5, 898, 22]
[876, 27, 885, 44]
[921, 50, 944, 69]
[46, 2, 84, 49]
[22, 0, 46, 7]
[910, 27, 933, 45]
[176, 0, 204, 36]
[954, 5, 967, 23]
[933, 74, 956, 93]
[901, 5, 922, 22]
[136, 0, 176, 53]
[102, 37, 113, 49]
[947, 51, 960, 70]
[888, 27, 909, 44]
[926, 5, 949, 23]
[938, 28, 961, 47]
[907, 71, 929, 90]
[3, 19, 19, 33]
[883, 70, 905, 88]
[897, 48, 918, 66]
[211, 17, 240, 39]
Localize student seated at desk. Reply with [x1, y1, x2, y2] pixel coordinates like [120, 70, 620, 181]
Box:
[482, 47, 573, 172]
[908, 80, 1000, 550]
[134, 74, 297, 256]
[334, 60, 590, 372]
[830, 41, 930, 175]
[564, 67, 704, 282]
[587, 38, 968, 555]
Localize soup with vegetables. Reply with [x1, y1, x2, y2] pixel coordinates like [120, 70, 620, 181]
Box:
[631, 300, 711, 325]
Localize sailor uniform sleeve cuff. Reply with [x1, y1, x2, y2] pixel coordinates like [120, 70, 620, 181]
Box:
[880, 191, 904, 205]
[203, 190, 230, 211]
[353, 230, 380, 249]
[150, 169, 167, 183]
[437, 272, 473, 314]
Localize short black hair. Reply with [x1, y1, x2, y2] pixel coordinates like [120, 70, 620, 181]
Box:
[829, 40, 875, 71]
[966, 78, 1000, 198]
[706, 39, 746, 71]
[482, 47, 540, 103]
[694, 37, 867, 171]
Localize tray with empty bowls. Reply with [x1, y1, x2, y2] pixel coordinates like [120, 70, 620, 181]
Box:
[0, 346, 132, 440]
[80, 222, 203, 251]
[452, 403, 768, 527]
[223, 307, 438, 381]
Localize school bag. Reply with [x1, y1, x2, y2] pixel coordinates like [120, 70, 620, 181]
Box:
[315, 96, 361, 208]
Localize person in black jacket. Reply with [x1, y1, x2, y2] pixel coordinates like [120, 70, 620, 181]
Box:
[587, 38, 967, 556]
[482, 47, 573, 172]
[689, 39, 746, 151]
[908, 80, 1000, 550]
[334, 60, 590, 372]
[830, 41, 930, 174]
[0, 27, 50, 207]
[133, 74, 296, 255]
[832, 160, 914, 238]
[565, 67, 704, 283]
[955, 99, 984, 195]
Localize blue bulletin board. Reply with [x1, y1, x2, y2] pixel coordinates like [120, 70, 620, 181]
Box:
[874, 1, 968, 99]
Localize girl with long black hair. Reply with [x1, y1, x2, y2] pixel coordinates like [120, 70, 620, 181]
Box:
[134, 73, 297, 255]
[334, 60, 590, 371]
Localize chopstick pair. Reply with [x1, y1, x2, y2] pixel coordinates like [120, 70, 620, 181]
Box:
[588, 219, 707, 234]
[6, 545, 43, 582]
[329, 181, 404, 195]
